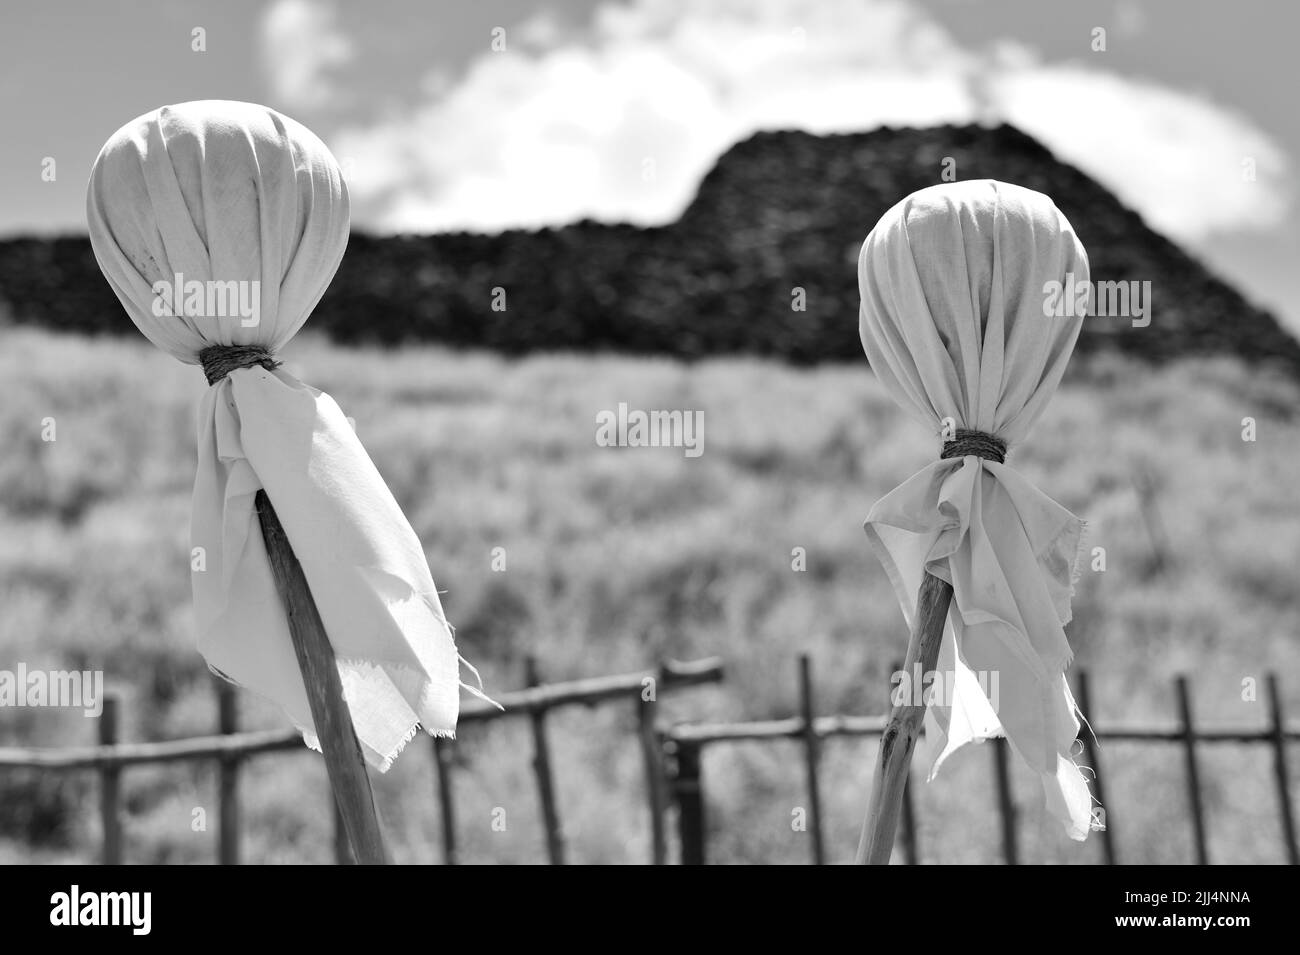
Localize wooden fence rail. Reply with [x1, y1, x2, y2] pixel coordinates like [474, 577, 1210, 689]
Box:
[663, 655, 1300, 865]
[0, 657, 723, 865]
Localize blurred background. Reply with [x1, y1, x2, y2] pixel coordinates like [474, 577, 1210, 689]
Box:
[0, 0, 1297, 864]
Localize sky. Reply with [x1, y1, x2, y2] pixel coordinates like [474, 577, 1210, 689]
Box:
[2, 0, 1296, 332]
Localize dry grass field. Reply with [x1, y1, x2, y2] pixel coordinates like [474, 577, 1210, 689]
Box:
[1, 324, 1298, 863]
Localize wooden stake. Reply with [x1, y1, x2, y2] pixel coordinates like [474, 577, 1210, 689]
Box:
[1176, 675, 1209, 865]
[1267, 674, 1299, 865]
[672, 740, 706, 865]
[525, 656, 565, 865]
[98, 694, 122, 865]
[798, 654, 825, 865]
[635, 692, 668, 866]
[1076, 670, 1117, 865]
[856, 571, 952, 864]
[889, 658, 919, 865]
[216, 681, 240, 865]
[255, 489, 390, 865]
[333, 800, 354, 865]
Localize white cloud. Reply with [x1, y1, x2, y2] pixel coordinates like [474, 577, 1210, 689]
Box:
[260, 0, 353, 112]
[283, 0, 1291, 242]
[331, 0, 977, 232]
[989, 65, 1291, 240]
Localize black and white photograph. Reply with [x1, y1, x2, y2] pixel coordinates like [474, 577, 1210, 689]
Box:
[0, 0, 1294, 928]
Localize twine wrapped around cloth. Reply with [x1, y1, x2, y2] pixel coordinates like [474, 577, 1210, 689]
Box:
[859, 180, 1099, 840]
[86, 100, 494, 771]
[199, 345, 282, 386]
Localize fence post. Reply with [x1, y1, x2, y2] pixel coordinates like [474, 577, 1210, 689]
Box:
[1176, 675, 1209, 865]
[433, 736, 458, 865]
[525, 656, 565, 865]
[992, 737, 1018, 865]
[1267, 673, 1298, 865]
[635, 688, 668, 865]
[98, 693, 122, 865]
[1076, 670, 1116, 865]
[670, 738, 705, 865]
[216, 681, 240, 865]
[798, 654, 825, 865]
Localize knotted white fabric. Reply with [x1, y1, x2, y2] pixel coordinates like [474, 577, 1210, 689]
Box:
[87, 100, 491, 771]
[859, 180, 1098, 840]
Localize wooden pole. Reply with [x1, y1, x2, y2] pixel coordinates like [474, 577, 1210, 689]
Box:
[798, 654, 825, 865]
[1076, 670, 1117, 865]
[524, 656, 565, 865]
[333, 800, 353, 864]
[890, 657, 918, 865]
[1176, 675, 1209, 865]
[433, 736, 458, 865]
[98, 693, 122, 865]
[255, 489, 389, 865]
[216, 681, 240, 865]
[856, 571, 952, 864]
[1266, 673, 1298, 865]
[900, 773, 919, 865]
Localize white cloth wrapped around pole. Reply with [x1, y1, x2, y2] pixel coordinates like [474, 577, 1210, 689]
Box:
[86, 100, 491, 771]
[858, 180, 1099, 840]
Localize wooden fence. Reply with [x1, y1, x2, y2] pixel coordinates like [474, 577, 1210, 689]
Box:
[661, 656, 1300, 865]
[2, 652, 1296, 864]
[0, 657, 724, 864]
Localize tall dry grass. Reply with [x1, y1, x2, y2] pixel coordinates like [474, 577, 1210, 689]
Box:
[0, 325, 1297, 863]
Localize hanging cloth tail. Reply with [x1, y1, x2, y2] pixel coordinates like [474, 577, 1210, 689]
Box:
[191, 362, 495, 771]
[865, 454, 1100, 841]
[457, 652, 504, 710]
